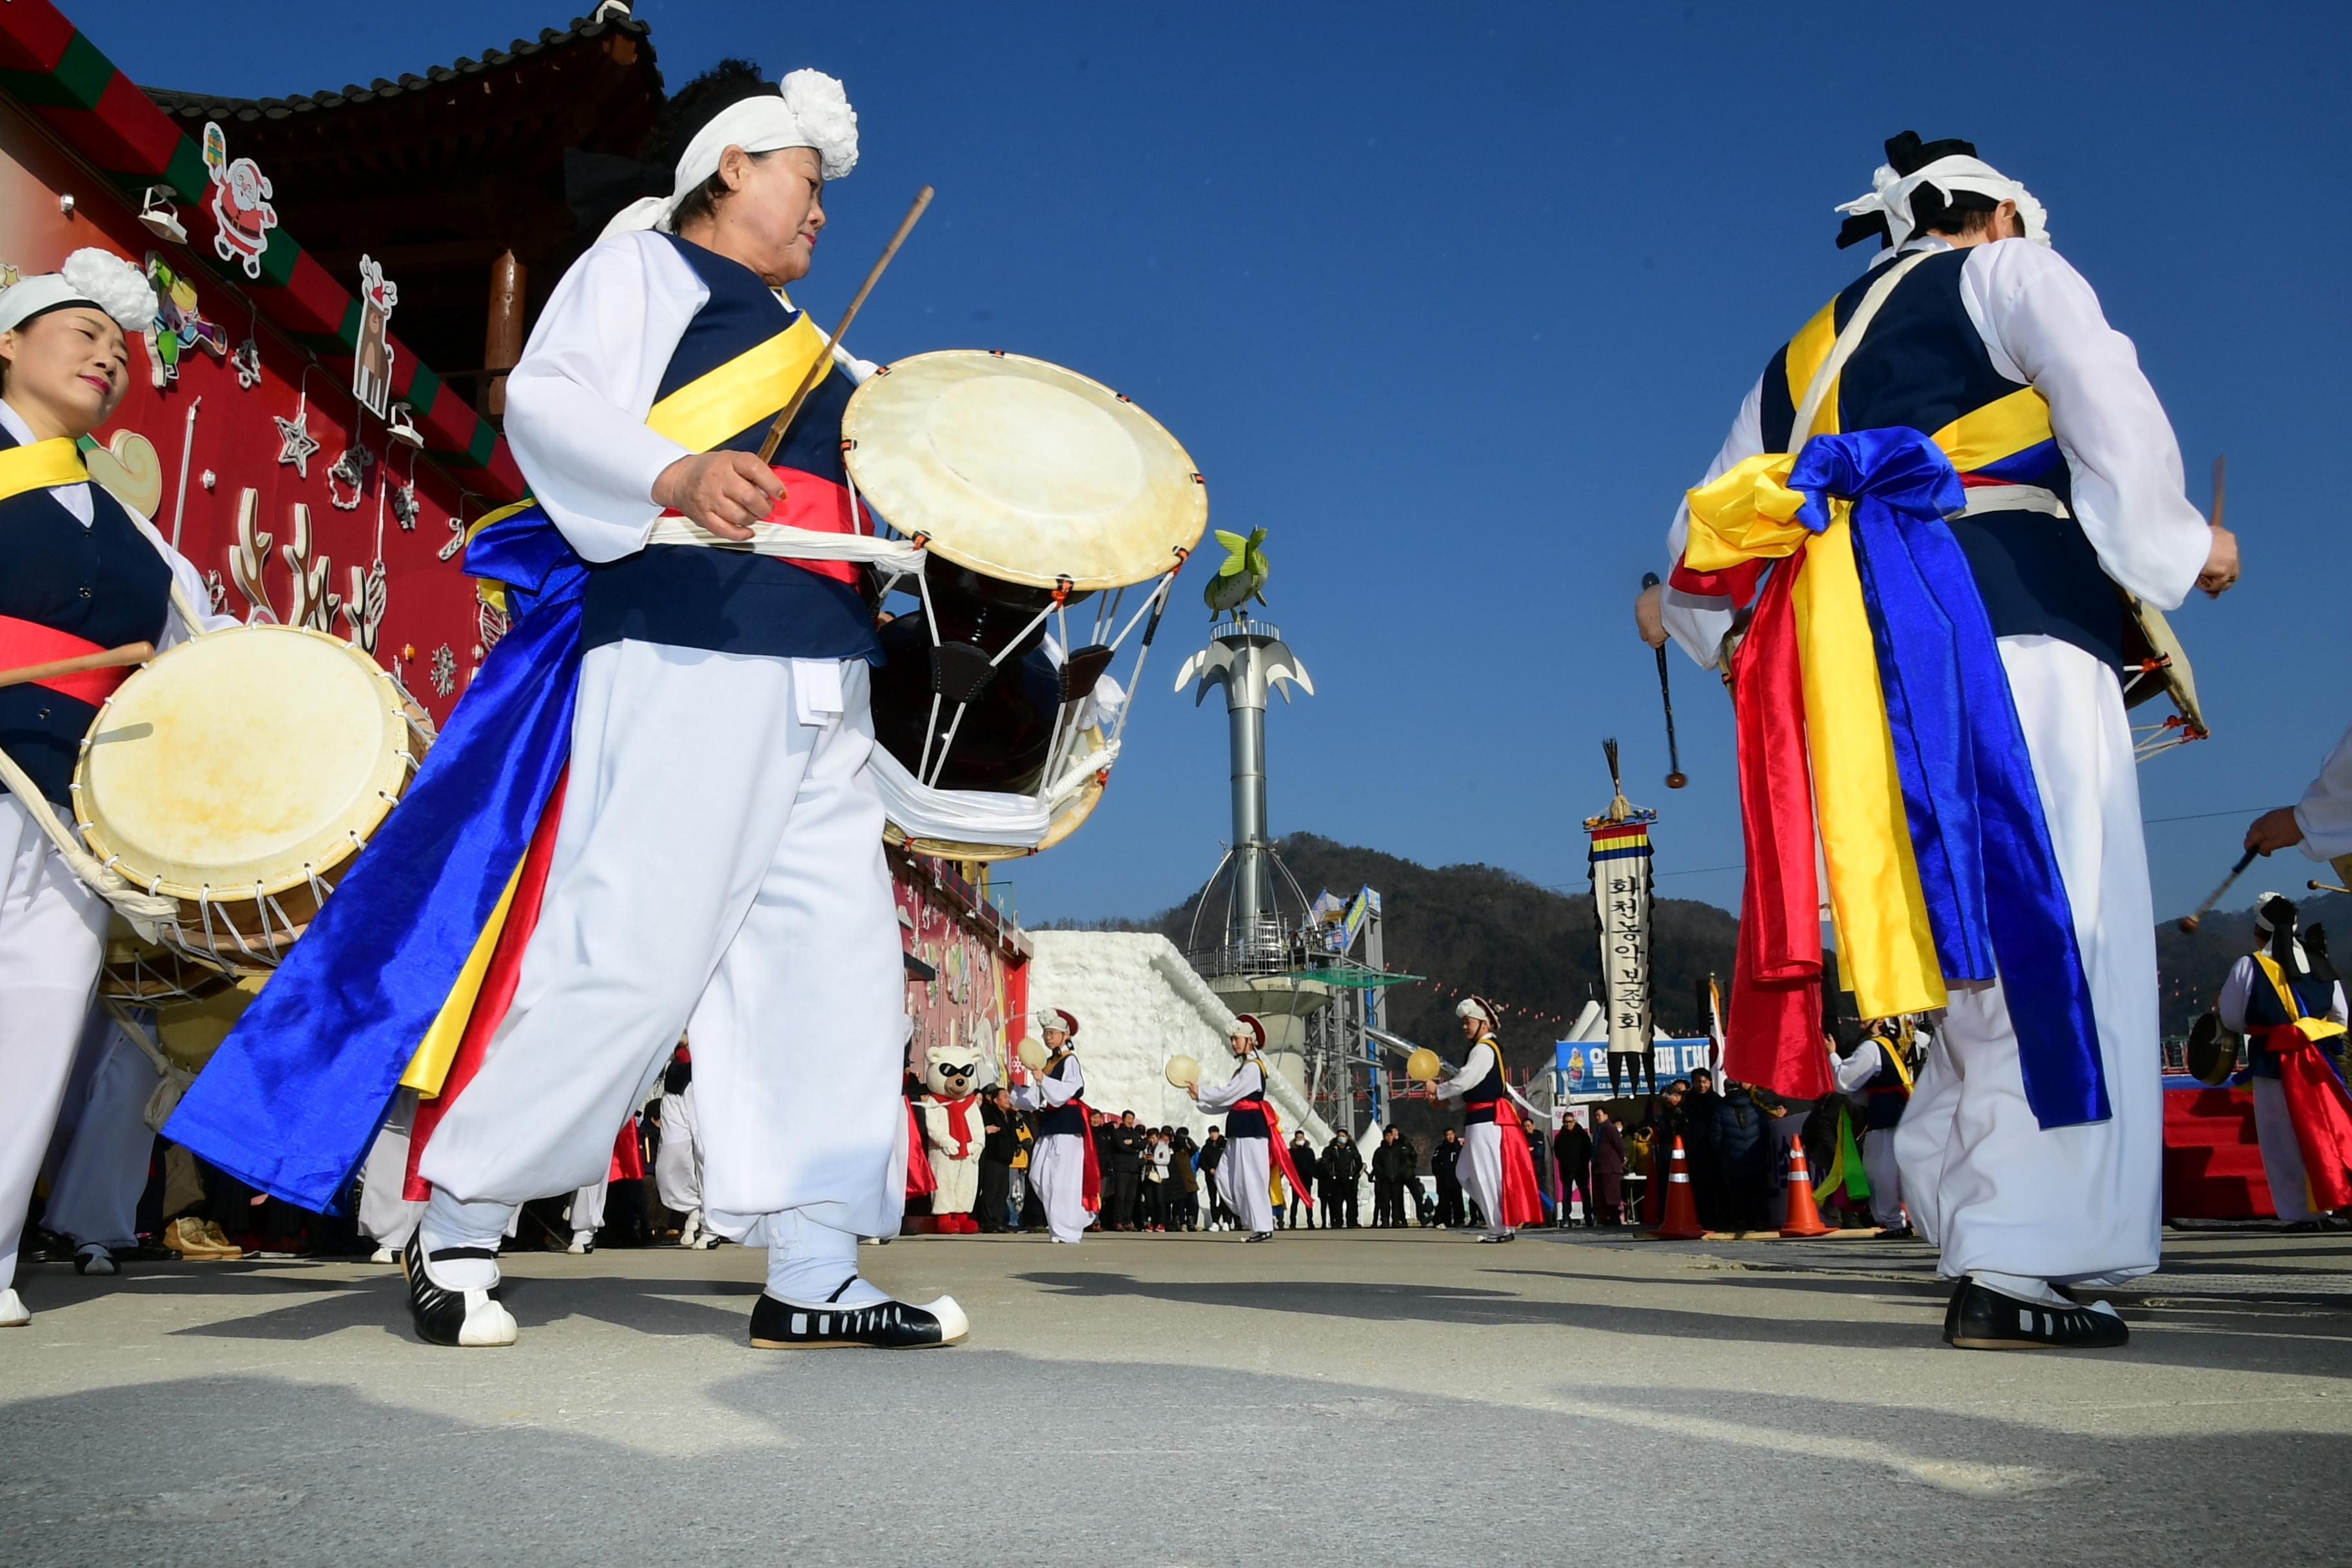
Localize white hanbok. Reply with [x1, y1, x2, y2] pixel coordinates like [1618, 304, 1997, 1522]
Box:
[1663, 237, 2211, 1286]
[41, 1008, 162, 1251]
[413, 233, 905, 1257]
[1012, 1054, 1090, 1242]
[2217, 953, 2346, 1225]
[0, 398, 230, 1291]
[356, 1088, 426, 1251]
[1194, 1059, 1275, 1234]
[1831, 1043, 1906, 1229]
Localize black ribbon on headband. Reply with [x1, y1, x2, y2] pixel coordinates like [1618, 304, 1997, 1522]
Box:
[562, 146, 674, 236]
[1835, 130, 1990, 250]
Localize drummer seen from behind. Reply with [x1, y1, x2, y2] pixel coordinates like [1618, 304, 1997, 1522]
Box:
[0, 250, 231, 1329]
[1633, 132, 2236, 1350]
[402, 62, 965, 1351]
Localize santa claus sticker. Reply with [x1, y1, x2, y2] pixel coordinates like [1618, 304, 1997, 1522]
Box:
[202, 121, 278, 279]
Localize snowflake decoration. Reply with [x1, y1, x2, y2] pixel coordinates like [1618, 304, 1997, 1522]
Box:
[274, 409, 319, 477]
[428, 642, 456, 697]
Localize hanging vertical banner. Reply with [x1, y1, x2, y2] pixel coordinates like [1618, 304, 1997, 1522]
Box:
[1587, 811, 1656, 1056]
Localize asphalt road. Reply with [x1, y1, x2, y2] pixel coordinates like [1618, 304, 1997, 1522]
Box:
[3, 1224, 2346, 1566]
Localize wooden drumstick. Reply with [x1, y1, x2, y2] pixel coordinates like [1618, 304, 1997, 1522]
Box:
[2308, 879, 2351, 896]
[755, 186, 935, 465]
[1641, 573, 1687, 788]
[0, 641, 153, 691]
[2177, 847, 2258, 934]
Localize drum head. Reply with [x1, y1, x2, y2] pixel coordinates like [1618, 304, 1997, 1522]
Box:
[2186, 1010, 2239, 1086]
[843, 351, 1208, 591]
[77, 625, 414, 901]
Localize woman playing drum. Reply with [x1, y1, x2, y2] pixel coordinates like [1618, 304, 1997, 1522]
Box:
[0, 250, 233, 1328]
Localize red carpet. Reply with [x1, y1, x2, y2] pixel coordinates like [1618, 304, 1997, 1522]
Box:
[2162, 1082, 2275, 1220]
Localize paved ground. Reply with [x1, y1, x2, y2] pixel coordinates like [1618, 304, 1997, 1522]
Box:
[3, 1224, 2347, 1566]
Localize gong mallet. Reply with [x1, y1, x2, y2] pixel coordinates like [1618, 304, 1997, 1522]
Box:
[1641, 573, 1687, 788]
[2309, 879, 2352, 896]
[0, 640, 153, 691]
[756, 184, 935, 464]
[2178, 846, 2259, 934]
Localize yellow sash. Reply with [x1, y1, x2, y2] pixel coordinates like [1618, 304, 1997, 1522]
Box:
[2251, 952, 2350, 1046]
[645, 311, 831, 453]
[1685, 304, 1943, 1019]
[0, 437, 90, 504]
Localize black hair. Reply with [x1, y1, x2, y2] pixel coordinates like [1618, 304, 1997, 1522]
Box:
[645, 58, 779, 231]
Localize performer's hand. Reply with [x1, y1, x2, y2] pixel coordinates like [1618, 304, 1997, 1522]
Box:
[654, 451, 785, 542]
[2245, 806, 2303, 857]
[2197, 522, 2240, 598]
[1634, 581, 1669, 649]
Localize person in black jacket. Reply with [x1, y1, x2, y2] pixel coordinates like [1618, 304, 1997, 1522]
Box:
[1105, 1112, 1146, 1231]
[1369, 1128, 1412, 1226]
[1552, 1112, 1595, 1228]
[1432, 1130, 1465, 1228]
[1712, 1081, 1772, 1233]
[1591, 1109, 1628, 1226]
[975, 1088, 1019, 1233]
[1683, 1070, 1728, 1230]
[1284, 1132, 1319, 1229]
[1318, 1133, 1364, 1228]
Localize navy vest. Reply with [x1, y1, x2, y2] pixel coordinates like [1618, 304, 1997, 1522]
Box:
[1038, 1056, 1087, 1138]
[1759, 248, 2125, 671]
[1224, 1060, 1270, 1140]
[2240, 954, 2337, 1081]
[578, 235, 879, 663]
[0, 432, 172, 805]
[1458, 1043, 1503, 1125]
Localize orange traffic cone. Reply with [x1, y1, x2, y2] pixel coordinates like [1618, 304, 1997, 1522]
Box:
[1776, 1139, 1833, 1238]
[1648, 1136, 1705, 1240]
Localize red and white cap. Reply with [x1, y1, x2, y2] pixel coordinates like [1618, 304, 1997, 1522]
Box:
[1036, 1007, 1080, 1039]
[1228, 1014, 1266, 1051]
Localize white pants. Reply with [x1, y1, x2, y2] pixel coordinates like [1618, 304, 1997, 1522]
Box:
[652, 1083, 703, 1217]
[1861, 1124, 1904, 1228]
[1896, 638, 2162, 1286]
[2251, 1076, 2317, 1224]
[1222, 1136, 1273, 1234]
[1031, 1132, 1089, 1242]
[417, 644, 905, 1248]
[1459, 1122, 1509, 1236]
[43, 1011, 161, 1250]
[0, 796, 109, 1284]
[569, 1169, 610, 1235]
[357, 1087, 426, 1248]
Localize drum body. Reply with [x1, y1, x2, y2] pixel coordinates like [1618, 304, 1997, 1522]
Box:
[73, 623, 422, 969]
[100, 917, 232, 1007]
[2186, 1010, 2239, 1087]
[2122, 595, 2208, 761]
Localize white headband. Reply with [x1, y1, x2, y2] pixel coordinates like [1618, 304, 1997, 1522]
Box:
[1836, 155, 2051, 250]
[599, 69, 859, 242]
[0, 248, 156, 337]
[1455, 996, 1496, 1026]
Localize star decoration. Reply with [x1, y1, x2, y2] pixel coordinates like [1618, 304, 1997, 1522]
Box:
[274, 409, 320, 477]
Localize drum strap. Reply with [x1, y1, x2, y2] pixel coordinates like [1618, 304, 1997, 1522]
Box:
[643, 515, 925, 567]
[1788, 250, 1937, 446]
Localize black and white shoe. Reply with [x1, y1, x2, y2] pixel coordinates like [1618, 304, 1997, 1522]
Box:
[748, 1277, 968, 1349]
[400, 1233, 518, 1348]
[1945, 1277, 2126, 1351]
[74, 1243, 118, 1276]
[1245, 1231, 1274, 1243]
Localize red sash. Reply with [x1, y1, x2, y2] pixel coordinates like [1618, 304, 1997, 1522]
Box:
[607, 1116, 645, 1182]
[2262, 1024, 2352, 1212]
[1072, 1098, 1102, 1213]
[0, 616, 130, 705]
[935, 1092, 979, 1159]
[1492, 1100, 1545, 1230]
[655, 462, 866, 586]
[905, 1100, 938, 1197]
[1237, 1097, 1315, 1207]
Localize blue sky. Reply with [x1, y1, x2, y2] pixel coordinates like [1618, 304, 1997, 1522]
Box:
[76, 0, 2351, 925]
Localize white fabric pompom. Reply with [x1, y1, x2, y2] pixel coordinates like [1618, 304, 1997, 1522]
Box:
[59, 247, 158, 331]
[779, 68, 858, 181]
